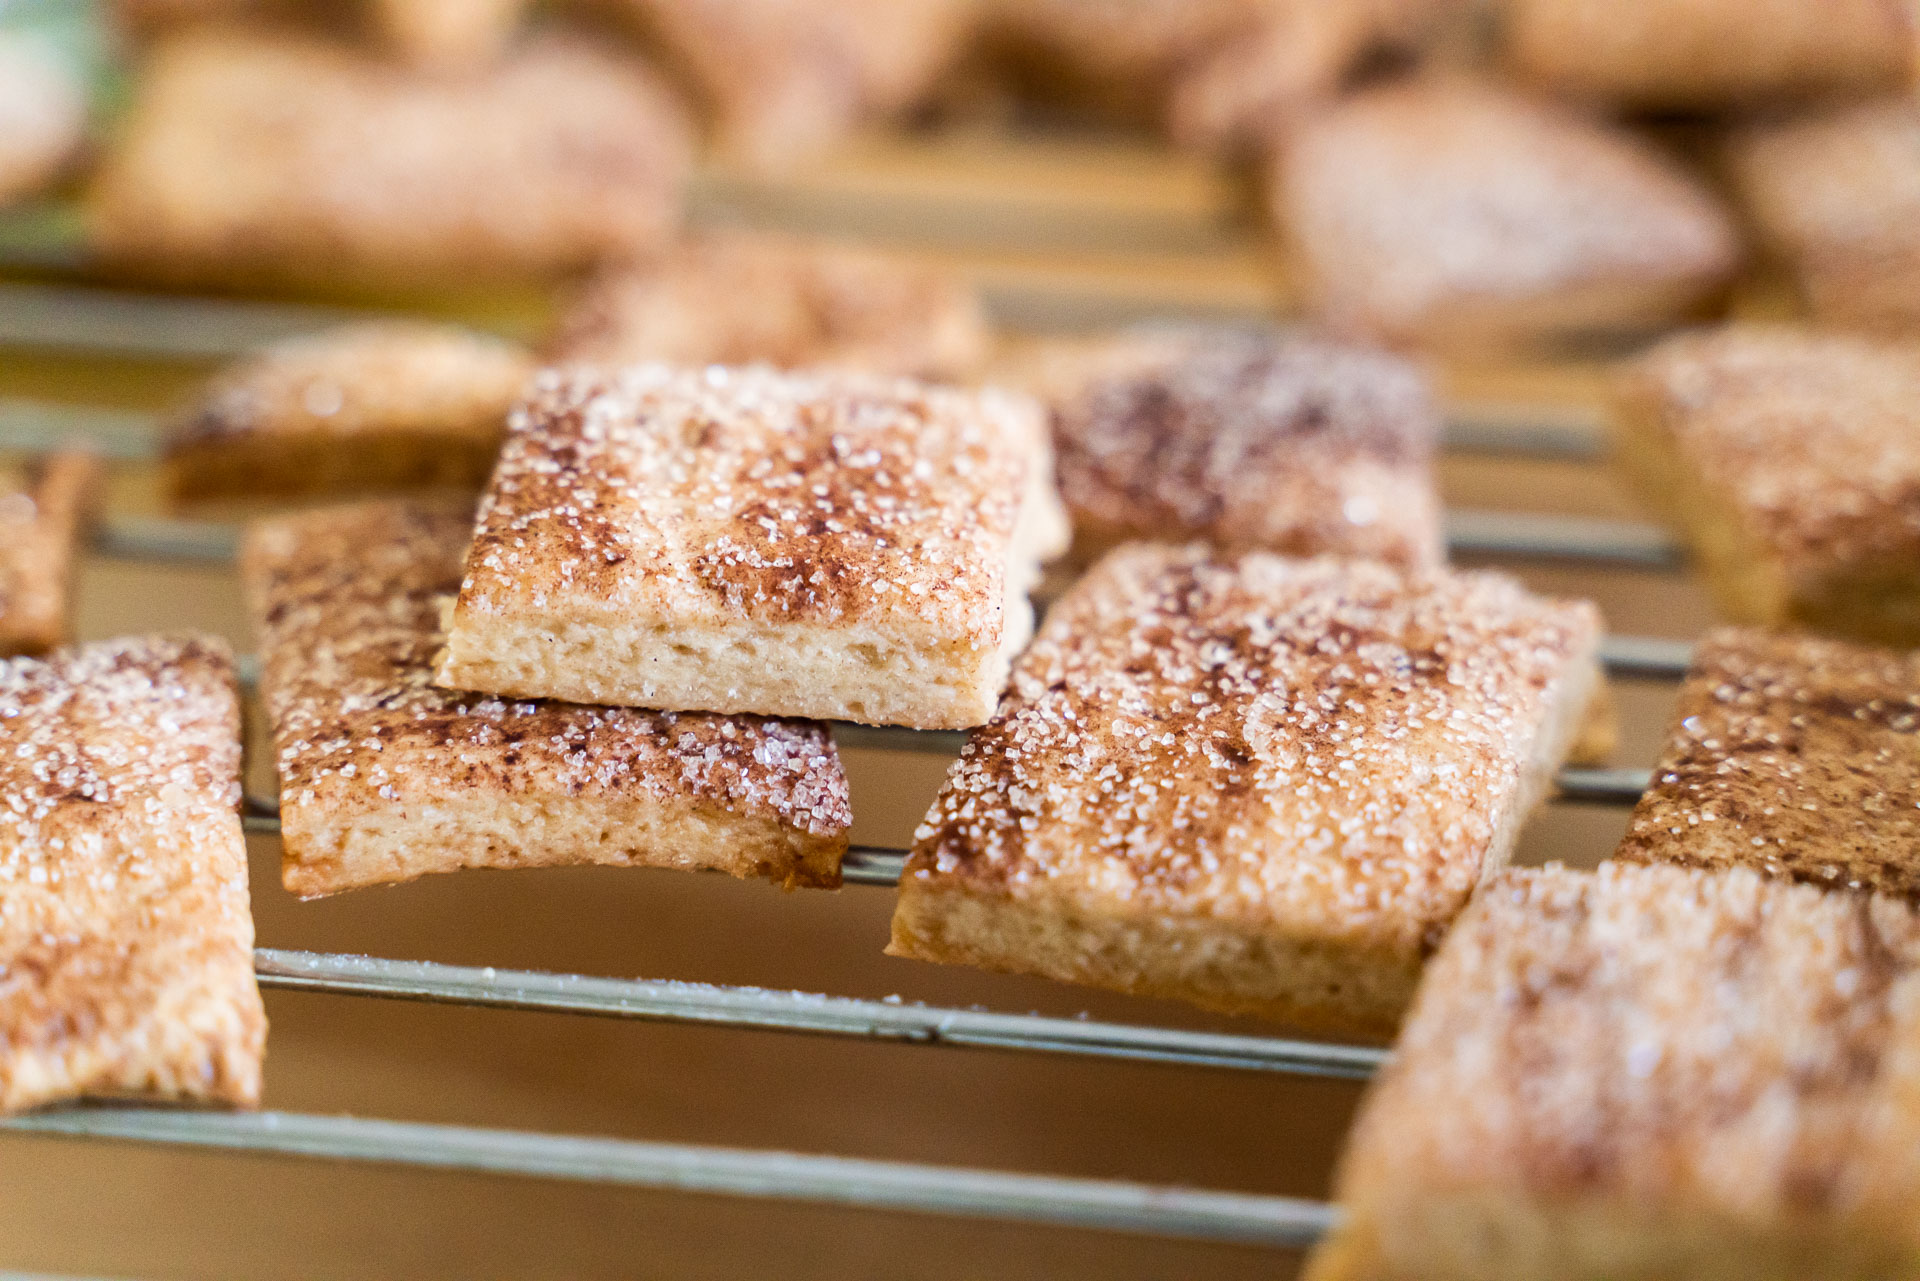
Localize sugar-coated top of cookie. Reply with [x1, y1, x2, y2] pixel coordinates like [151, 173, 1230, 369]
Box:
[1617, 627, 1920, 898]
[549, 232, 988, 381]
[1040, 325, 1442, 565]
[170, 320, 533, 449]
[0, 634, 242, 906]
[1277, 77, 1738, 333]
[1626, 326, 1920, 579]
[907, 544, 1599, 952]
[1341, 861, 1920, 1235]
[245, 500, 850, 838]
[456, 364, 1045, 643]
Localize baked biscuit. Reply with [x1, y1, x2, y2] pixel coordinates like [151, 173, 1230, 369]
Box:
[435, 365, 1068, 730]
[889, 545, 1604, 1038]
[1614, 326, 1920, 645]
[0, 635, 264, 1113]
[1273, 78, 1741, 351]
[110, 0, 532, 70]
[1033, 326, 1442, 568]
[1308, 861, 1920, 1281]
[1726, 99, 1920, 333]
[86, 27, 692, 290]
[166, 321, 532, 504]
[244, 500, 852, 896]
[0, 452, 102, 658]
[549, 232, 990, 382]
[0, 35, 88, 209]
[1502, 0, 1916, 113]
[1615, 627, 1920, 899]
[605, 0, 973, 169]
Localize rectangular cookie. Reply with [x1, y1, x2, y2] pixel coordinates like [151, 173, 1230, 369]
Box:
[1614, 326, 1920, 645]
[1308, 861, 1920, 1281]
[0, 450, 102, 657]
[0, 634, 263, 1113]
[244, 500, 852, 897]
[85, 26, 691, 290]
[434, 365, 1070, 730]
[1030, 325, 1443, 569]
[888, 543, 1604, 1039]
[547, 231, 989, 382]
[1272, 78, 1738, 351]
[166, 321, 532, 504]
[1615, 626, 1920, 898]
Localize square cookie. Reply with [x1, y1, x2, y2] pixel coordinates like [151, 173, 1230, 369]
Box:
[548, 232, 989, 382]
[434, 365, 1069, 729]
[1727, 99, 1920, 333]
[1272, 77, 1739, 351]
[1031, 326, 1443, 568]
[1309, 861, 1920, 1281]
[1615, 326, 1920, 645]
[1615, 626, 1920, 898]
[86, 27, 691, 290]
[0, 635, 263, 1112]
[889, 544, 1604, 1038]
[0, 451, 101, 657]
[167, 321, 532, 504]
[245, 500, 853, 896]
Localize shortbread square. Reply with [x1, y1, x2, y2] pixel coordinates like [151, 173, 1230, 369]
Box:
[86, 27, 692, 290]
[0, 635, 264, 1113]
[1273, 78, 1739, 351]
[435, 365, 1070, 730]
[166, 321, 532, 504]
[0, 451, 102, 657]
[245, 500, 853, 896]
[1727, 100, 1920, 333]
[1309, 861, 1920, 1281]
[1031, 326, 1443, 568]
[1614, 326, 1920, 645]
[548, 232, 989, 382]
[1615, 626, 1920, 898]
[888, 544, 1604, 1038]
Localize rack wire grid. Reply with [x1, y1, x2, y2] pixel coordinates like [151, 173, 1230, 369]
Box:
[0, 155, 1709, 1272]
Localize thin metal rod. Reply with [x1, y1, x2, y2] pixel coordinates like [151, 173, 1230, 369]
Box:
[1441, 409, 1605, 460]
[1, 1108, 1334, 1248]
[1554, 767, 1654, 806]
[1444, 509, 1683, 568]
[1596, 634, 1693, 680]
[92, 517, 237, 565]
[252, 947, 1386, 1080]
[0, 280, 378, 360]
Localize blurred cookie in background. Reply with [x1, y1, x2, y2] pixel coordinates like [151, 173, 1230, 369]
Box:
[108, 0, 533, 70]
[549, 231, 990, 381]
[0, 34, 88, 209]
[1501, 0, 1917, 113]
[85, 26, 693, 292]
[1726, 98, 1920, 334]
[1272, 77, 1742, 352]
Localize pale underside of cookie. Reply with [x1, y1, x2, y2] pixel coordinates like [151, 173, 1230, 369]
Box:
[1312, 861, 1920, 1281]
[1273, 77, 1740, 352]
[436, 364, 1068, 730]
[1727, 100, 1920, 333]
[86, 26, 692, 290]
[1039, 326, 1443, 568]
[606, 0, 974, 168]
[1615, 626, 1920, 898]
[0, 35, 89, 209]
[548, 232, 990, 382]
[0, 451, 102, 657]
[0, 634, 263, 1113]
[244, 499, 853, 896]
[889, 544, 1604, 1039]
[166, 320, 532, 504]
[1502, 0, 1916, 112]
[1613, 325, 1920, 645]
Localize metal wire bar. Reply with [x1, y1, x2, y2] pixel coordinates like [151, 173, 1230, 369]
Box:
[252, 948, 1386, 1079]
[1596, 634, 1693, 680]
[0, 280, 378, 360]
[1444, 509, 1683, 568]
[1, 1108, 1334, 1248]
[1554, 767, 1654, 805]
[1441, 408, 1605, 460]
[92, 517, 237, 564]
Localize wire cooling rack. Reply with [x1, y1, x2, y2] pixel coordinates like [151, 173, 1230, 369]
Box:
[0, 295, 1693, 1249]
